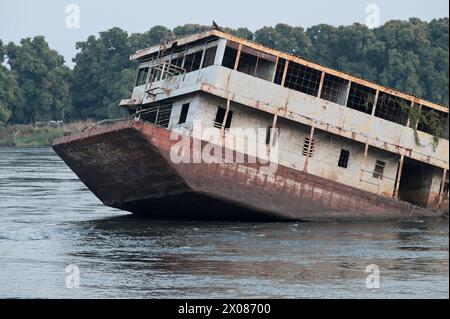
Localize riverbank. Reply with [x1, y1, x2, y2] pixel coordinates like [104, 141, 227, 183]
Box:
[0, 121, 94, 147]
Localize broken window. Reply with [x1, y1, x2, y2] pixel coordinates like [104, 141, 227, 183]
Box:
[346, 82, 377, 115]
[302, 137, 315, 157]
[284, 62, 322, 97]
[417, 106, 449, 139]
[237, 47, 276, 81]
[373, 160, 386, 180]
[202, 46, 217, 68]
[148, 67, 162, 83]
[375, 93, 409, 126]
[237, 51, 257, 76]
[169, 44, 188, 65]
[179, 103, 190, 124]
[214, 107, 233, 129]
[171, 55, 184, 68]
[222, 46, 238, 69]
[274, 58, 287, 85]
[184, 51, 203, 73]
[136, 67, 149, 86]
[140, 104, 173, 128]
[320, 74, 350, 106]
[338, 149, 350, 168]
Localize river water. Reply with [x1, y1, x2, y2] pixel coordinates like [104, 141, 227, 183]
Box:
[0, 147, 448, 299]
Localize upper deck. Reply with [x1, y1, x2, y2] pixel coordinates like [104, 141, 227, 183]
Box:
[123, 29, 449, 170]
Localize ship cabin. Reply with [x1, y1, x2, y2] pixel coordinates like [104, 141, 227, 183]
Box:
[120, 29, 449, 212]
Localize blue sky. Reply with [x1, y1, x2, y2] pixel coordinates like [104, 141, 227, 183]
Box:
[0, 0, 448, 68]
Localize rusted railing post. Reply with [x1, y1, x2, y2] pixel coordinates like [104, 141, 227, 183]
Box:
[371, 91, 379, 116]
[221, 99, 231, 137]
[280, 61, 289, 87]
[317, 72, 325, 98]
[233, 44, 242, 71]
[343, 81, 352, 106]
[394, 155, 405, 199]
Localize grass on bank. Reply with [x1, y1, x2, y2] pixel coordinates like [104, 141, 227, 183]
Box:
[0, 120, 95, 147]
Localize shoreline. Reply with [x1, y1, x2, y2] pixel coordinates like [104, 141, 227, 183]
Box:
[0, 121, 94, 147]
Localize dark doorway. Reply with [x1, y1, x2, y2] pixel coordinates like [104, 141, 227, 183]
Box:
[398, 158, 434, 208]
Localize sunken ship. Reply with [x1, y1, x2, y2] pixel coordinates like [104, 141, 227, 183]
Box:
[53, 29, 449, 221]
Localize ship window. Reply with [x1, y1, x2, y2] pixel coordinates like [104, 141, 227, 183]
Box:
[171, 55, 184, 68]
[265, 127, 272, 145]
[214, 107, 233, 129]
[338, 149, 350, 168]
[274, 58, 286, 85]
[202, 46, 217, 68]
[136, 67, 149, 86]
[255, 58, 276, 81]
[179, 103, 190, 124]
[156, 104, 173, 128]
[184, 51, 203, 73]
[375, 92, 409, 126]
[373, 160, 386, 179]
[284, 62, 322, 97]
[302, 137, 315, 157]
[141, 104, 172, 128]
[237, 51, 258, 76]
[320, 74, 350, 106]
[141, 104, 173, 128]
[346, 82, 376, 115]
[222, 46, 238, 69]
[148, 67, 162, 83]
[236, 48, 276, 81]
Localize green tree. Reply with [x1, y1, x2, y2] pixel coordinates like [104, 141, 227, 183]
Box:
[72, 27, 133, 119]
[173, 24, 209, 37]
[0, 64, 23, 125]
[0, 40, 10, 123]
[1, 39, 24, 124]
[255, 23, 311, 57]
[6, 36, 72, 124]
[130, 25, 174, 52]
[374, 18, 449, 105]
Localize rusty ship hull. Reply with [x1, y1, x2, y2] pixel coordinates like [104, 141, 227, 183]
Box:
[52, 120, 443, 221]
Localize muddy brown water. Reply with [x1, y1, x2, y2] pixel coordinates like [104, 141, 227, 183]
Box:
[0, 147, 448, 298]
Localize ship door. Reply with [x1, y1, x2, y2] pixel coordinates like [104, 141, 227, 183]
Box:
[398, 158, 434, 208]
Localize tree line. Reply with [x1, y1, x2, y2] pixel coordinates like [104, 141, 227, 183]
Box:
[0, 18, 448, 125]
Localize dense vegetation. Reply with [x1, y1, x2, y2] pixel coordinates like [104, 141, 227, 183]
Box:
[0, 18, 448, 126]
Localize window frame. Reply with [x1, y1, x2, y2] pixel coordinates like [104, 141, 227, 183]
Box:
[179, 103, 190, 125]
[338, 149, 350, 168]
[373, 160, 386, 180]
